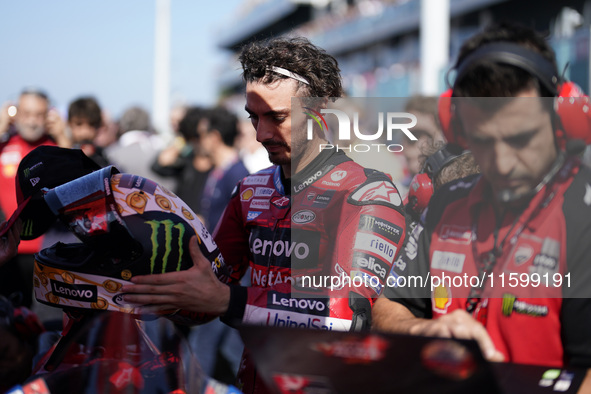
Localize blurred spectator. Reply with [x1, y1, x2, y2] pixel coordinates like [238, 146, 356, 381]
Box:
[39, 97, 112, 256]
[198, 106, 249, 229]
[169, 103, 188, 136]
[0, 89, 70, 308]
[152, 106, 213, 215]
[93, 110, 118, 149]
[105, 106, 176, 191]
[119, 106, 151, 132]
[189, 106, 249, 383]
[67, 96, 110, 167]
[235, 114, 272, 174]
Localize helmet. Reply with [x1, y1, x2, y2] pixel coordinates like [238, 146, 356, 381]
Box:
[33, 166, 227, 315]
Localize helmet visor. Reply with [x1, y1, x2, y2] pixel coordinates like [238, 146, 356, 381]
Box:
[44, 166, 141, 260]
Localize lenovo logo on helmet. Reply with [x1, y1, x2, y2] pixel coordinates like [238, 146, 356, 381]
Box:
[51, 280, 98, 302]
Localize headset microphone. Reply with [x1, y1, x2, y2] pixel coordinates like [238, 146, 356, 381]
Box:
[565, 138, 586, 156]
[497, 139, 584, 204]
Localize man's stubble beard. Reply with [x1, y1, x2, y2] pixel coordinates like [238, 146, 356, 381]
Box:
[17, 122, 46, 142]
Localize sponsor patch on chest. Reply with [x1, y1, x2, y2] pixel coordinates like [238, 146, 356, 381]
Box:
[431, 250, 465, 273]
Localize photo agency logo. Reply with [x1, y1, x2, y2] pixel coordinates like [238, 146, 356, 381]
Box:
[304, 100, 419, 153]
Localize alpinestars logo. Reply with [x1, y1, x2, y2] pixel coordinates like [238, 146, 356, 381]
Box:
[349, 181, 402, 208]
[146, 219, 185, 274]
[272, 196, 290, 208]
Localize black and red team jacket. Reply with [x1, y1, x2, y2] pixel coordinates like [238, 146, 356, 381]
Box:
[386, 157, 591, 368]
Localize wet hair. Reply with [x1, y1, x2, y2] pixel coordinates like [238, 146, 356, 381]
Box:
[68, 97, 103, 129]
[239, 37, 344, 99]
[453, 22, 558, 98]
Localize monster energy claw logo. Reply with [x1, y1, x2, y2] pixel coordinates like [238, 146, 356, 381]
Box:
[23, 162, 43, 178]
[502, 294, 516, 316]
[146, 219, 186, 273]
[502, 293, 548, 317]
[22, 219, 34, 237]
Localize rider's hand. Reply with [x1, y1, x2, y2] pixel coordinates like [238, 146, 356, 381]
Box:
[409, 309, 505, 362]
[122, 235, 230, 316]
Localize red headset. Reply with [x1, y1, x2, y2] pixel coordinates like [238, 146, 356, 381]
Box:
[438, 42, 591, 149]
[407, 173, 433, 215]
[407, 144, 468, 215]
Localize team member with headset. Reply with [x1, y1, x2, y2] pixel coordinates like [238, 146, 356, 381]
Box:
[373, 21, 591, 376]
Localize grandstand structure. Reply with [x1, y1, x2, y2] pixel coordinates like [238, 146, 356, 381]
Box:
[216, 0, 591, 100]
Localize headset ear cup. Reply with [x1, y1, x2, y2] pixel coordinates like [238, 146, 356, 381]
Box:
[438, 89, 468, 149]
[408, 173, 434, 215]
[555, 82, 591, 145]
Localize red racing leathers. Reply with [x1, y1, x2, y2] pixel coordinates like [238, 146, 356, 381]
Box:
[212, 148, 406, 393]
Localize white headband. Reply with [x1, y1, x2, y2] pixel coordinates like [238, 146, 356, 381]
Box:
[269, 66, 310, 85]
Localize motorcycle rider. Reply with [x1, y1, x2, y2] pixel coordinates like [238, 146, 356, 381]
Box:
[122, 37, 407, 393]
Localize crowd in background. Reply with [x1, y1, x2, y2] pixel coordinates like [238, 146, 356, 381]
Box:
[3, 18, 591, 393]
[0, 88, 443, 386]
[0, 90, 274, 385]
